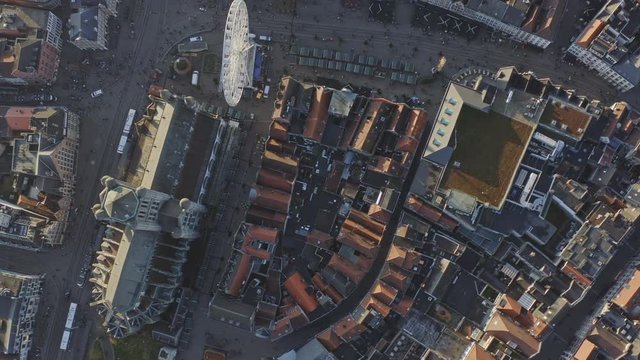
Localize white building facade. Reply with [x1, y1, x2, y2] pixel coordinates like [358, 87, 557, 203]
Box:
[421, 0, 552, 48]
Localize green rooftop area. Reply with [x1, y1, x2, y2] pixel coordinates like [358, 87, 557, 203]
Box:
[111, 327, 162, 360]
[442, 104, 534, 209]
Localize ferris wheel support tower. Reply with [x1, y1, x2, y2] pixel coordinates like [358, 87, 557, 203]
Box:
[220, 0, 256, 107]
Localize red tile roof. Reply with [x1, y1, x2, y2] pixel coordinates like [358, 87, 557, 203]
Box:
[367, 203, 392, 225]
[246, 206, 286, 229]
[303, 87, 331, 142]
[561, 262, 593, 287]
[387, 244, 421, 271]
[17, 194, 57, 220]
[586, 323, 629, 359]
[362, 294, 392, 317]
[497, 294, 523, 319]
[497, 294, 549, 338]
[252, 185, 291, 213]
[370, 156, 404, 177]
[371, 280, 397, 305]
[577, 19, 605, 48]
[269, 120, 289, 141]
[226, 253, 252, 297]
[262, 150, 298, 174]
[387, 104, 406, 132]
[465, 343, 495, 360]
[343, 209, 385, 241]
[4, 107, 32, 132]
[257, 168, 294, 193]
[226, 225, 279, 297]
[405, 194, 458, 232]
[148, 84, 163, 98]
[336, 229, 378, 258]
[333, 315, 366, 340]
[306, 229, 334, 250]
[392, 295, 414, 317]
[311, 274, 344, 304]
[573, 339, 597, 360]
[265, 138, 297, 155]
[381, 264, 410, 292]
[324, 160, 344, 193]
[485, 313, 541, 358]
[350, 99, 391, 154]
[612, 268, 640, 312]
[405, 108, 428, 139]
[395, 135, 419, 153]
[328, 254, 366, 283]
[284, 272, 319, 314]
[317, 329, 342, 351]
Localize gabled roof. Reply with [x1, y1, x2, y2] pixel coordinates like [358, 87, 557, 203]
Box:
[387, 244, 421, 271]
[257, 168, 294, 193]
[371, 280, 397, 305]
[333, 315, 366, 340]
[3, 107, 32, 134]
[68, 5, 99, 42]
[317, 328, 342, 351]
[485, 312, 541, 357]
[362, 294, 391, 317]
[612, 268, 640, 312]
[381, 264, 410, 292]
[586, 323, 629, 359]
[577, 19, 605, 48]
[303, 86, 331, 142]
[573, 339, 598, 360]
[284, 272, 319, 314]
[311, 274, 343, 304]
[465, 343, 495, 360]
[328, 254, 365, 283]
[251, 185, 291, 213]
[306, 229, 334, 250]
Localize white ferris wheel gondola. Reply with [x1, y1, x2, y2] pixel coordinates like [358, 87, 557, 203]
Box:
[220, 0, 256, 107]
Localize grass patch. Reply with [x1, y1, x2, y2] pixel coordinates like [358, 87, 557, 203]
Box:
[442, 104, 533, 208]
[88, 340, 104, 360]
[112, 327, 162, 360]
[203, 54, 219, 74]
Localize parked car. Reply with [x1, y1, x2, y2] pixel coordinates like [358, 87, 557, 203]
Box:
[189, 36, 203, 42]
[91, 89, 104, 98]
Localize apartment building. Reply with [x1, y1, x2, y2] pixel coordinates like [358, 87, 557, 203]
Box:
[0, 5, 62, 84]
[0, 268, 43, 360]
[566, 0, 640, 91]
[419, 0, 565, 49]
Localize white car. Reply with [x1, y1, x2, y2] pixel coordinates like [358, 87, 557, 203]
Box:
[189, 36, 203, 42]
[91, 89, 104, 98]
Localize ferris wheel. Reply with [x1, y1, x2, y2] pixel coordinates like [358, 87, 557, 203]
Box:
[220, 0, 256, 107]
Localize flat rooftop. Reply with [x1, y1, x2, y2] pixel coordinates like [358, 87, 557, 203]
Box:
[539, 98, 592, 141]
[0, 272, 22, 296]
[441, 104, 534, 209]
